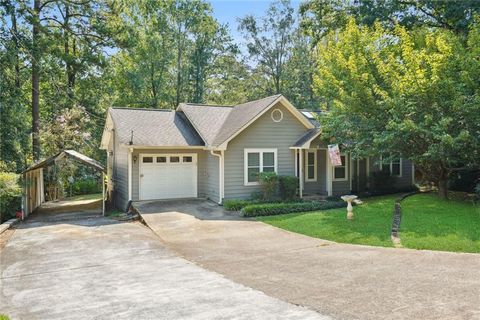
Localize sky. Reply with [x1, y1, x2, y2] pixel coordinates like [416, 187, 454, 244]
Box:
[209, 0, 301, 44]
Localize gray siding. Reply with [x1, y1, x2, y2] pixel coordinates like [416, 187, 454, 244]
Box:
[205, 152, 220, 202]
[113, 140, 129, 210]
[369, 156, 414, 188]
[304, 149, 327, 195]
[332, 153, 352, 196]
[224, 102, 307, 200]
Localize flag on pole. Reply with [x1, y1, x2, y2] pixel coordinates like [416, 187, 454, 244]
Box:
[328, 144, 342, 166]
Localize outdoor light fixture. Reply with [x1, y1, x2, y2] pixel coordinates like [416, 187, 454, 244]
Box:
[133, 155, 137, 163]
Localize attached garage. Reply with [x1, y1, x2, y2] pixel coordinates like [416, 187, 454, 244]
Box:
[139, 153, 197, 200]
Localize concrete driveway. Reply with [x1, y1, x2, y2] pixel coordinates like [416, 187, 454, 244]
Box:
[135, 199, 480, 320]
[0, 217, 326, 319]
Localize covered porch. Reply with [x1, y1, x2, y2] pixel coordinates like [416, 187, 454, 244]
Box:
[292, 130, 370, 198]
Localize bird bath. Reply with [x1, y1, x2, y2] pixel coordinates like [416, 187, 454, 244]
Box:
[341, 195, 358, 220]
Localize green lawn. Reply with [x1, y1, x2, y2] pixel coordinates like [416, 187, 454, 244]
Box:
[258, 195, 397, 247]
[258, 193, 480, 253]
[401, 193, 480, 253]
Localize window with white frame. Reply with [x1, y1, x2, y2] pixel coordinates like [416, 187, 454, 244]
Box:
[305, 150, 317, 182]
[244, 149, 277, 185]
[333, 154, 348, 181]
[379, 155, 402, 177]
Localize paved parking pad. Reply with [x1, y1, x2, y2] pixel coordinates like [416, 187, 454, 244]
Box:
[0, 218, 327, 320]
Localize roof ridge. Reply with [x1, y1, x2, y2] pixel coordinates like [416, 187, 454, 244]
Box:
[234, 94, 282, 107]
[183, 103, 234, 108]
[111, 107, 174, 112]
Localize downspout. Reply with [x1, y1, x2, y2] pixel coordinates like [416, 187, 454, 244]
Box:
[210, 150, 223, 204]
[128, 147, 133, 201]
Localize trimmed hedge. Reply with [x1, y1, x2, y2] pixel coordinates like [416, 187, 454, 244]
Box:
[241, 200, 347, 217]
[223, 199, 255, 211]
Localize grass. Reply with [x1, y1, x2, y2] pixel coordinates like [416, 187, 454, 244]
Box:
[258, 193, 480, 253]
[258, 195, 397, 247]
[401, 193, 480, 253]
[63, 193, 102, 201]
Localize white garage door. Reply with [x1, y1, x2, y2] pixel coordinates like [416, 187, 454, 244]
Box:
[139, 154, 197, 200]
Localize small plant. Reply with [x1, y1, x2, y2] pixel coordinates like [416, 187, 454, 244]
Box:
[258, 171, 279, 201]
[278, 175, 298, 201]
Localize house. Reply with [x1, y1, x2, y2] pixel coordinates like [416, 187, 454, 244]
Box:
[100, 95, 414, 209]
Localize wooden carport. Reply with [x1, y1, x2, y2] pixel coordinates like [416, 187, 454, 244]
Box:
[22, 150, 106, 219]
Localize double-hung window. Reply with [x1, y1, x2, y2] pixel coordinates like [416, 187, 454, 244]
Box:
[380, 155, 402, 177]
[333, 154, 348, 181]
[305, 150, 317, 182]
[244, 149, 277, 185]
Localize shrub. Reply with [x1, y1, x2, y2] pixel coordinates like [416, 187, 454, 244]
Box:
[241, 200, 346, 217]
[71, 179, 101, 195]
[0, 172, 22, 223]
[224, 199, 254, 211]
[258, 172, 279, 201]
[326, 195, 342, 202]
[369, 171, 397, 192]
[278, 175, 298, 200]
[449, 169, 480, 192]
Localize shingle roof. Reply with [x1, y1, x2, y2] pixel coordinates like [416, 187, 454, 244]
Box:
[211, 94, 282, 147]
[178, 104, 232, 146]
[293, 128, 322, 148]
[23, 150, 105, 173]
[109, 108, 204, 147]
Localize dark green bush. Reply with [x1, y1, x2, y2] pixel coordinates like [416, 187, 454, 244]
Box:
[326, 195, 342, 202]
[279, 175, 298, 200]
[449, 170, 480, 192]
[224, 199, 255, 211]
[258, 172, 278, 200]
[369, 171, 397, 192]
[0, 172, 22, 223]
[71, 179, 101, 195]
[241, 200, 346, 217]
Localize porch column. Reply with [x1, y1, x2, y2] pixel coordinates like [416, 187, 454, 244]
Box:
[299, 149, 303, 198]
[326, 151, 333, 196]
[294, 149, 298, 178]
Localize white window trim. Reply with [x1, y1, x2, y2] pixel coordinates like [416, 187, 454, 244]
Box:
[379, 156, 403, 177]
[305, 149, 317, 182]
[332, 153, 349, 181]
[244, 148, 278, 186]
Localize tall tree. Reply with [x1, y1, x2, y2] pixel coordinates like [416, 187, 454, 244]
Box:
[300, 0, 480, 43]
[31, 0, 40, 160]
[238, 0, 295, 94]
[314, 19, 480, 198]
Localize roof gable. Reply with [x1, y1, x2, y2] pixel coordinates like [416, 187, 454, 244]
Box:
[177, 104, 232, 146]
[212, 95, 314, 148]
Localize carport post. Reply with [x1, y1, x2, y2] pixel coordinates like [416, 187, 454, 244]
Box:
[102, 172, 105, 216]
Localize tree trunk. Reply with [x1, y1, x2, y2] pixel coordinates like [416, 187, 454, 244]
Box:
[437, 177, 448, 199]
[31, 0, 41, 161]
